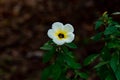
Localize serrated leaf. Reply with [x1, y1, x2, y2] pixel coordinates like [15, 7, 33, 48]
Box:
[104, 26, 118, 35]
[41, 64, 62, 80]
[110, 53, 118, 72]
[105, 74, 115, 80]
[96, 65, 111, 80]
[110, 53, 120, 80]
[43, 47, 56, 63]
[115, 25, 120, 28]
[91, 32, 103, 41]
[95, 20, 103, 30]
[40, 45, 53, 50]
[59, 75, 68, 80]
[41, 66, 52, 80]
[62, 46, 74, 58]
[101, 47, 111, 61]
[65, 42, 77, 49]
[64, 56, 81, 69]
[84, 54, 99, 66]
[40, 40, 54, 50]
[51, 64, 62, 80]
[107, 42, 120, 49]
[62, 46, 69, 53]
[94, 61, 109, 69]
[115, 64, 120, 80]
[78, 72, 89, 79]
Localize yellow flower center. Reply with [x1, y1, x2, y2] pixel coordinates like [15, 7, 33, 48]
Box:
[54, 30, 67, 40]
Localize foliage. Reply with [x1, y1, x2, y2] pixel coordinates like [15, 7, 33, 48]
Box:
[87, 12, 120, 80]
[40, 41, 88, 80]
[41, 12, 120, 80]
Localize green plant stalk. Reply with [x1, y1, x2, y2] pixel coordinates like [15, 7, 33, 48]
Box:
[41, 42, 84, 80]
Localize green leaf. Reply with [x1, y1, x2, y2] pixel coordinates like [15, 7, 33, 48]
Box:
[41, 66, 52, 80]
[40, 40, 54, 50]
[115, 25, 120, 28]
[104, 26, 118, 35]
[101, 47, 111, 61]
[62, 46, 74, 58]
[41, 64, 62, 80]
[78, 72, 89, 79]
[51, 64, 62, 80]
[64, 56, 81, 69]
[110, 53, 119, 72]
[43, 47, 56, 63]
[95, 20, 103, 30]
[40, 45, 53, 50]
[110, 53, 120, 80]
[61, 46, 80, 69]
[65, 43, 77, 49]
[94, 61, 109, 69]
[84, 54, 99, 66]
[59, 69, 68, 80]
[115, 64, 120, 80]
[105, 74, 115, 80]
[59, 75, 68, 80]
[96, 65, 112, 80]
[91, 32, 103, 41]
[62, 46, 69, 53]
[107, 42, 120, 49]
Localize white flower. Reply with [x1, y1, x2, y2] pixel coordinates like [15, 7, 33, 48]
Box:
[47, 22, 75, 45]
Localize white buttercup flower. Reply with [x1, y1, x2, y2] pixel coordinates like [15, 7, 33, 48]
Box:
[47, 22, 75, 45]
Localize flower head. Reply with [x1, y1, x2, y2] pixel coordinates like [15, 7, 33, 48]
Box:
[47, 22, 75, 45]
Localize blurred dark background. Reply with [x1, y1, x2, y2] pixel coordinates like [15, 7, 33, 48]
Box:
[0, 0, 120, 80]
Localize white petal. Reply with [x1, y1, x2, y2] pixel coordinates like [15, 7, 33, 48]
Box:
[53, 38, 65, 45]
[52, 22, 64, 31]
[47, 29, 55, 39]
[65, 33, 75, 43]
[64, 24, 74, 32]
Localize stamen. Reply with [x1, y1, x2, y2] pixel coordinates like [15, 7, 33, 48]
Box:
[58, 33, 64, 38]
